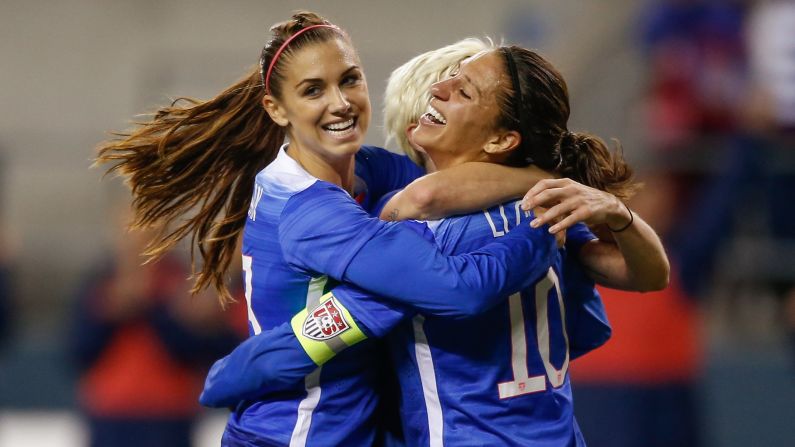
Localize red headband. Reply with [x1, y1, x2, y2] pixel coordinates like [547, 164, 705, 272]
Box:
[263, 24, 340, 94]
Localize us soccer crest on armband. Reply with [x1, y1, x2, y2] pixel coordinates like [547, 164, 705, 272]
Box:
[302, 296, 351, 340]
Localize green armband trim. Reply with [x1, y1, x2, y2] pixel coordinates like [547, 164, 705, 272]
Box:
[291, 291, 368, 366]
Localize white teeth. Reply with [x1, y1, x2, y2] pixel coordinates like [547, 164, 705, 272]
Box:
[427, 105, 446, 124]
[325, 119, 354, 130]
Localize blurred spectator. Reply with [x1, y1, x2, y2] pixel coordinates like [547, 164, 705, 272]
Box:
[572, 173, 704, 447]
[638, 0, 750, 283]
[746, 0, 795, 131]
[743, 0, 795, 241]
[0, 158, 13, 353]
[640, 0, 795, 365]
[71, 206, 243, 447]
[640, 0, 747, 148]
[746, 0, 795, 366]
[0, 254, 10, 351]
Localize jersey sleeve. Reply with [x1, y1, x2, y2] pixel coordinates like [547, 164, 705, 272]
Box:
[279, 182, 386, 279]
[564, 222, 598, 257]
[562, 223, 610, 359]
[355, 146, 425, 206]
[562, 257, 611, 360]
[199, 322, 317, 408]
[199, 287, 410, 408]
[280, 186, 558, 318]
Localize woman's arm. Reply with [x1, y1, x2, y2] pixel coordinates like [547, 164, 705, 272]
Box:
[355, 146, 425, 209]
[380, 163, 553, 221]
[576, 220, 669, 292]
[200, 258, 611, 408]
[200, 286, 409, 408]
[523, 178, 670, 292]
[280, 184, 557, 317]
[200, 322, 317, 408]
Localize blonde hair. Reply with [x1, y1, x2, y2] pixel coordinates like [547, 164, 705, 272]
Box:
[384, 39, 638, 201]
[383, 38, 492, 167]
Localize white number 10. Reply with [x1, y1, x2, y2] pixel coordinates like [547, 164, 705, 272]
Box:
[497, 268, 570, 399]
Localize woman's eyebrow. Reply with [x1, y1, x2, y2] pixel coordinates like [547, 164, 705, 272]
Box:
[294, 65, 360, 89]
[295, 78, 323, 89]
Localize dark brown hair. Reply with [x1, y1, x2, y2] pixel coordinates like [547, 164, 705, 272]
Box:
[497, 46, 637, 201]
[95, 11, 345, 305]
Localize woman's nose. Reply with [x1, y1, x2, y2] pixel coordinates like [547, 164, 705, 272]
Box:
[429, 79, 451, 101]
[329, 87, 351, 114]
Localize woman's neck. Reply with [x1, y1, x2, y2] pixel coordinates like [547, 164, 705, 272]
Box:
[420, 152, 438, 173]
[286, 143, 356, 194]
[427, 150, 490, 173]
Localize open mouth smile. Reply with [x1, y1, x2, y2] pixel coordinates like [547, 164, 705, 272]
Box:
[421, 104, 447, 125]
[322, 117, 357, 138]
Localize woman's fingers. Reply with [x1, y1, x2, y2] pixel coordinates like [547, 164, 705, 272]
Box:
[523, 185, 579, 212]
[521, 178, 572, 209]
[521, 176, 627, 233]
[549, 210, 587, 234]
[531, 199, 578, 228]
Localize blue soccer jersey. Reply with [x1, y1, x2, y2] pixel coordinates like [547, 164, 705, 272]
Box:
[206, 207, 606, 446]
[222, 145, 562, 446]
[387, 203, 598, 447]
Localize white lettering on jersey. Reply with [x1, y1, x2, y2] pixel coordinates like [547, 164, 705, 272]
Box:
[484, 204, 529, 238]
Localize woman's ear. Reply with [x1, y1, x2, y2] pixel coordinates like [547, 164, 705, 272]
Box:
[483, 130, 520, 155]
[262, 95, 289, 127]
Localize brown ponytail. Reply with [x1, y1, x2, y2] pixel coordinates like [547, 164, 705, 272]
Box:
[496, 46, 638, 201]
[556, 132, 636, 201]
[95, 11, 343, 305]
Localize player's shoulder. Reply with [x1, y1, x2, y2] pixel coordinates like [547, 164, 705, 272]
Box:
[356, 145, 419, 172]
[431, 200, 525, 252]
[564, 222, 597, 256]
[476, 199, 527, 233]
[258, 144, 318, 198]
[355, 145, 391, 161]
[279, 181, 356, 226]
[250, 145, 355, 224]
[483, 199, 525, 217]
[278, 178, 370, 241]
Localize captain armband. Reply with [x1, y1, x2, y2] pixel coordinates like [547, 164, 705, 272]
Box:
[290, 292, 369, 366]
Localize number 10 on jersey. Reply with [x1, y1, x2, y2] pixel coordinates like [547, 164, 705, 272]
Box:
[498, 268, 570, 399]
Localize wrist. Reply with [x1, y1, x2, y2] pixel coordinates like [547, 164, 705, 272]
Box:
[607, 200, 633, 232]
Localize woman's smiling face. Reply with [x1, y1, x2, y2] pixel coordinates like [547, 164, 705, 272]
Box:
[411, 50, 509, 168]
[265, 37, 371, 161]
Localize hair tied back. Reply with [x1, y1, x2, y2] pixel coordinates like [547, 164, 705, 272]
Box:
[262, 24, 341, 94]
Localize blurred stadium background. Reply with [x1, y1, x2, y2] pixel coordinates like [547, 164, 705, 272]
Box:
[0, 0, 793, 446]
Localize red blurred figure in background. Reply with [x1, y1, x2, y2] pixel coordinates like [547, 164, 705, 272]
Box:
[72, 206, 244, 447]
[571, 173, 704, 447]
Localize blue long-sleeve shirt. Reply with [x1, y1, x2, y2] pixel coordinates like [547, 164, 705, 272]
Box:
[220, 145, 567, 446]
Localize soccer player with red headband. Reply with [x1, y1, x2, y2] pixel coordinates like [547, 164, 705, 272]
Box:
[98, 11, 668, 446]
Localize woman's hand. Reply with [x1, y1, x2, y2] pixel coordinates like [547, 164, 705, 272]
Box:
[523, 178, 670, 292]
[521, 178, 631, 234]
[530, 204, 566, 247]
